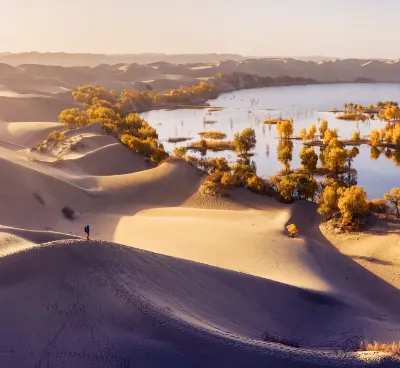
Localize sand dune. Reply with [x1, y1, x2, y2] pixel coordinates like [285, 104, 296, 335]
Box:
[0, 126, 400, 367]
[0, 233, 398, 367]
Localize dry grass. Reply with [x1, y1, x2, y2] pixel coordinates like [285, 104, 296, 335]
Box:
[361, 341, 400, 355]
[189, 140, 235, 152]
[204, 119, 217, 124]
[198, 131, 227, 140]
[167, 137, 192, 143]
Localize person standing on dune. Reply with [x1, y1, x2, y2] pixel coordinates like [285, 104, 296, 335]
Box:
[84, 225, 90, 240]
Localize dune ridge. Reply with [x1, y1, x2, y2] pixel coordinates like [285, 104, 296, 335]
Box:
[0, 121, 400, 367]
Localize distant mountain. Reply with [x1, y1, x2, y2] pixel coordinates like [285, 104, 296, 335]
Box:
[1, 58, 400, 97]
[0, 53, 248, 67]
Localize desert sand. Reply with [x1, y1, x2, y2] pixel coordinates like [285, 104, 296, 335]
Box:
[0, 120, 399, 367]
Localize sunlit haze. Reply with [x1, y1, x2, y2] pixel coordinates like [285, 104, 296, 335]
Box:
[1, 0, 399, 58]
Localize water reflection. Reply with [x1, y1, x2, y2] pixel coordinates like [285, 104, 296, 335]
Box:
[142, 83, 400, 197]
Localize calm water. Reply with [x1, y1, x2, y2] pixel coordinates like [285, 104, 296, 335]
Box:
[142, 83, 400, 198]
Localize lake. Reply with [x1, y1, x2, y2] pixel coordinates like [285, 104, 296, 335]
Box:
[141, 83, 400, 198]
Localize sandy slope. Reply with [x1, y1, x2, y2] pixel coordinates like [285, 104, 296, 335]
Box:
[0, 123, 399, 367]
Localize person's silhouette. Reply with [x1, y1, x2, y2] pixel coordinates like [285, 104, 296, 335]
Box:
[84, 225, 90, 240]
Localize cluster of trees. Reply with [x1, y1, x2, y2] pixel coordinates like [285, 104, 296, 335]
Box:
[59, 85, 168, 163]
[370, 146, 400, 166]
[276, 119, 294, 139]
[59, 82, 218, 129]
[369, 123, 400, 147]
[298, 124, 317, 141]
[343, 103, 369, 113]
[317, 181, 400, 228]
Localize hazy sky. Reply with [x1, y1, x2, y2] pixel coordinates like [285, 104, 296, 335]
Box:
[1, 0, 399, 58]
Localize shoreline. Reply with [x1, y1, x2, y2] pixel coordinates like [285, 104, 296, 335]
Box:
[136, 80, 400, 113]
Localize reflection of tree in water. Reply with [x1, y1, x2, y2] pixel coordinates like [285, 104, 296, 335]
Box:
[265, 143, 270, 158]
[370, 146, 381, 160]
[250, 160, 257, 174]
[277, 140, 293, 173]
[384, 149, 393, 160]
[339, 169, 358, 188]
[319, 146, 326, 166]
[393, 151, 400, 166]
[345, 147, 359, 171]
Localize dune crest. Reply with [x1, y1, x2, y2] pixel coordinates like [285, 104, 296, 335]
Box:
[0, 124, 400, 367]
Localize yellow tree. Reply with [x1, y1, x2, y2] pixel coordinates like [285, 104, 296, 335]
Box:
[234, 128, 257, 156]
[323, 128, 338, 145]
[319, 120, 328, 139]
[337, 186, 369, 224]
[287, 224, 299, 238]
[369, 129, 380, 146]
[298, 128, 308, 140]
[308, 124, 317, 140]
[317, 185, 338, 220]
[299, 147, 318, 174]
[324, 146, 347, 176]
[277, 140, 293, 173]
[384, 188, 400, 218]
[351, 131, 360, 142]
[276, 119, 294, 139]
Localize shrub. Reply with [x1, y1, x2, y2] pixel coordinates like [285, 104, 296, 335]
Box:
[221, 172, 241, 187]
[337, 186, 369, 228]
[151, 148, 169, 163]
[173, 146, 187, 159]
[369, 199, 390, 214]
[287, 224, 299, 237]
[208, 157, 230, 173]
[62, 206, 75, 220]
[201, 173, 226, 197]
[384, 188, 400, 218]
[246, 175, 266, 194]
[48, 130, 66, 142]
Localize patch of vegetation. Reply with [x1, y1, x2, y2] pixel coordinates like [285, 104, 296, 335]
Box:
[62, 206, 75, 220]
[201, 173, 228, 197]
[47, 130, 66, 142]
[189, 140, 235, 152]
[198, 131, 227, 140]
[204, 119, 217, 125]
[167, 137, 192, 143]
[360, 341, 400, 355]
[287, 224, 299, 238]
[336, 113, 368, 121]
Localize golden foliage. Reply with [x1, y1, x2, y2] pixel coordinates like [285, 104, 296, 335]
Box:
[287, 224, 299, 237]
